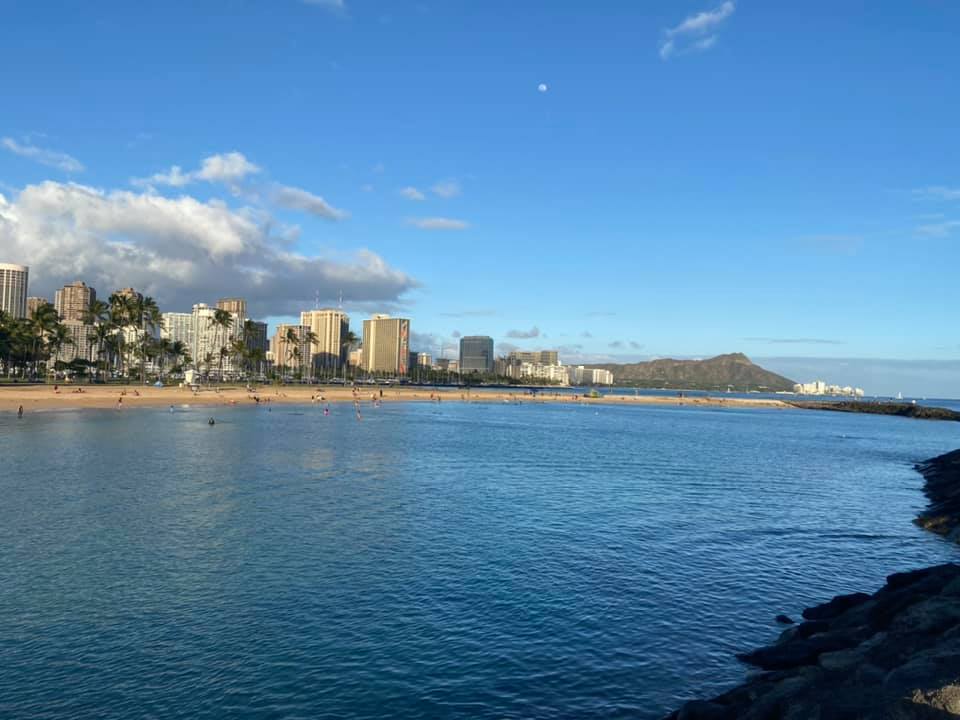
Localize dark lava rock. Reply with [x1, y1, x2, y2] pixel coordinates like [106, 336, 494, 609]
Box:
[662, 450, 960, 720]
[802, 592, 872, 621]
[775, 614, 794, 625]
[675, 700, 733, 720]
[795, 620, 830, 638]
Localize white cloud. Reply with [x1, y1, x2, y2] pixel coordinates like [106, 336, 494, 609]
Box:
[914, 186, 960, 201]
[431, 179, 461, 198]
[660, 1, 735, 60]
[133, 151, 260, 189]
[1, 137, 85, 173]
[0, 180, 415, 317]
[196, 152, 261, 184]
[272, 185, 348, 221]
[132, 152, 347, 221]
[135, 165, 192, 188]
[302, 0, 346, 12]
[400, 186, 426, 201]
[407, 217, 469, 230]
[916, 220, 960, 238]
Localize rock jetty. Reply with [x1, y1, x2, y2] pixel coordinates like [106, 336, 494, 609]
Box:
[790, 401, 960, 422]
[664, 449, 960, 719]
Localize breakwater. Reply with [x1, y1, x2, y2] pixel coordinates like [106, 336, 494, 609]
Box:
[664, 449, 960, 719]
[790, 400, 960, 422]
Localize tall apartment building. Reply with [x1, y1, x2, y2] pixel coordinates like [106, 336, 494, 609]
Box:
[55, 321, 97, 364]
[244, 320, 269, 375]
[569, 366, 614, 386]
[361, 315, 410, 375]
[244, 320, 268, 353]
[54, 281, 96, 322]
[459, 336, 494, 374]
[300, 308, 350, 371]
[161, 312, 194, 349]
[216, 297, 247, 319]
[508, 350, 559, 366]
[26, 297, 48, 317]
[271, 324, 313, 374]
[0, 263, 29, 319]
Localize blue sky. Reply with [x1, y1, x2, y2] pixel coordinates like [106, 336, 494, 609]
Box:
[1, 1, 958, 395]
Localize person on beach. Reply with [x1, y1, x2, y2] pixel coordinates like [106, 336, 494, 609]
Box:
[117, 397, 123, 408]
[17, 405, 24, 418]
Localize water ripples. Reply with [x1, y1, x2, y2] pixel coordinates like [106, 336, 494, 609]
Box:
[1, 402, 958, 718]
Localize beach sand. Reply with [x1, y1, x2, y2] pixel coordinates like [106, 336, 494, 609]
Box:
[2, 383, 790, 413]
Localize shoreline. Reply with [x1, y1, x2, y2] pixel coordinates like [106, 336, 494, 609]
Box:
[2, 384, 791, 413]
[664, 450, 960, 719]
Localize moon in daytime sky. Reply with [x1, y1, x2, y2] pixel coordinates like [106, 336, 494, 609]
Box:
[538, 83, 548, 93]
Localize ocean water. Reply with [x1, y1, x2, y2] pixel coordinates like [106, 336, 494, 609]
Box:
[1, 401, 958, 719]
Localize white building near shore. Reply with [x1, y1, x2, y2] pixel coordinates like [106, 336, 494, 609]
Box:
[794, 380, 865, 397]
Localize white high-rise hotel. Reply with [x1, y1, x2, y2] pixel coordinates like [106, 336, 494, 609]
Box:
[0, 263, 29, 319]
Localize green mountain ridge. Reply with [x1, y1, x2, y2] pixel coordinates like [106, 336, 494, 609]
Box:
[586, 353, 796, 391]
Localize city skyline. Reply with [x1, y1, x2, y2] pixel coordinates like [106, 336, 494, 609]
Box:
[1, 2, 959, 396]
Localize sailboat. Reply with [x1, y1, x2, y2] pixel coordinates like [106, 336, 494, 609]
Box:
[896, 392, 903, 401]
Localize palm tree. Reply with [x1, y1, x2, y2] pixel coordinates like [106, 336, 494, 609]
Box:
[169, 340, 191, 375]
[87, 323, 113, 383]
[341, 330, 358, 382]
[283, 326, 301, 380]
[46, 323, 74, 366]
[139, 296, 161, 383]
[209, 308, 234, 382]
[302, 329, 318, 381]
[29, 302, 59, 379]
[108, 292, 132, 380]
[155, 337, 173, 382]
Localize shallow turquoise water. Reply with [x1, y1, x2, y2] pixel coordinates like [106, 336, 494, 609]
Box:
[1, 401, 957, 718]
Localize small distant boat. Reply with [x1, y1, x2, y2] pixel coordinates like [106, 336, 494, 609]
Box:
[896, 392, 903, 401]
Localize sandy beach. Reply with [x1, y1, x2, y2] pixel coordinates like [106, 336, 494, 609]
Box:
[1, 383, 791, 413]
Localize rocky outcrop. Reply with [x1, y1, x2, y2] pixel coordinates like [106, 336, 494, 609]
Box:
[663, 451, 960, 719]
[916, 450, 960, 542]
[790, 402, 960, 422]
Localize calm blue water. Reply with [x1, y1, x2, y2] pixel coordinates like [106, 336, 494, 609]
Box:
[1, 401, 958, 719]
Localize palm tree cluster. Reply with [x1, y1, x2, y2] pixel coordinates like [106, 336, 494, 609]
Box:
[0, 292, 196, 384]
[0, 302, 76, 380]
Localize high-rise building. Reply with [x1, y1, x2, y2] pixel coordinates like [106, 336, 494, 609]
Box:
[216, 297, 246, 319]
[54, 321, 97, 365]
[244, 320, 269, 375]
[0, 263, 29, 319]
[508, 350, 559, 366]
[410, 351, 432, 368]
[569, 366, 614, 386]
[190, 303, 236, 374]
[113, 287, 141, 302]
[161, 312, 194, 349]
[54, 281, 96, 322]
[271, 324, 313, 374]
[244, 320, 268, 354]
[300, 308, 350, 371]
[459, 336, 494, 375]
[26, 297, 48, 317]
[361, 315, 410, 375]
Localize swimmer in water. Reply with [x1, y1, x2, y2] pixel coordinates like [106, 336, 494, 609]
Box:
[208, 417, 215, 425]
[18, 405, 24, 418]
[323, 406, 330, 416]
